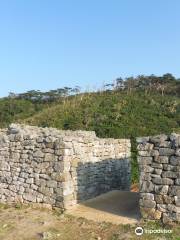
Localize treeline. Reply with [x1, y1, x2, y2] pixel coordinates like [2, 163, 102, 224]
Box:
[105, 73, 180, 96]
[0, 73, 179, 130]
[6, 73, 180, 102]
[8, 86, 81, 102]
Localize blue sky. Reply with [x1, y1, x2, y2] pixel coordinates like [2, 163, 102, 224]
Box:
[0, 0, 179, 97]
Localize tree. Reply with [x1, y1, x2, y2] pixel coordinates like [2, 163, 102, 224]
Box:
[71, 86, 81, 95]
[115, 78, 125, 90]
[124, 77, 136, 94]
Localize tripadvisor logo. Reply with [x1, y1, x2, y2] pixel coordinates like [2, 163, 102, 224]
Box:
[135, 227, 144, 236]
[135, 226, 173, 236]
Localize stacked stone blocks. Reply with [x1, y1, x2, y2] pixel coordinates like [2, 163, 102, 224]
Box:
[137, 133, 180, 224]
[0, 124, 131, 209]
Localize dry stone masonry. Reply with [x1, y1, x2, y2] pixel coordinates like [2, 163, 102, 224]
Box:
[137, 133, 180, 224]
[0, 124, 131, 209]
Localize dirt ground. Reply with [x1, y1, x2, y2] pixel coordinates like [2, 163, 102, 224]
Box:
[0, 204, 180, 240]
[66, 191, 140, 225]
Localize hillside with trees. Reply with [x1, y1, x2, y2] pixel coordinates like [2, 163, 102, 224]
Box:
[0, 74, 179, 183]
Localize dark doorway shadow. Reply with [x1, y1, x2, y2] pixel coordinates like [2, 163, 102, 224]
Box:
[72, 158, 140, 222]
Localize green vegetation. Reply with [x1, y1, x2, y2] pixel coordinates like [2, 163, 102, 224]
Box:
[0, 98, 49, 128]
[0, 74, 179, 183]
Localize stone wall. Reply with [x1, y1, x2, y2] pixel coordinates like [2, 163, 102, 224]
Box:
[0, 124, 131, 209]
[137, 134, 180, 224]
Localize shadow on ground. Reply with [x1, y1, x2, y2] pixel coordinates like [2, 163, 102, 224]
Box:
[66, 190, 141, 225]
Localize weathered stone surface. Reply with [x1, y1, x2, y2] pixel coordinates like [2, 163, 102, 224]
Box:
[163, 164, 177, 171]
[168, 186, 180, 197]
[0, 124, 131, 211]
[149, 135, 168, 144]
[154, 169, 162, 175]
[140, 173, 151, 181]
[162, 171, 178, 179]
[23, 193, 36, 202]
[154, 156, 169, 164]
[152, 177, 173, 185]
[138, 150, 159, 157]
[154, 194, 163, 204]
[140, 181, 154, 193]
[141, 193, 154, 201]
[157, 204, 167, 213]
[159, 148, 175, 156]
[162, 213, 173, 224]
[175, 149, 180, 157]
[139, 165, 154, 173]
[140, 207, 161, 220]
[175, 196, 180, 206]
[167, 204, 180, 213]
[138, 133, 180, 224]
[170, 156, 180, 166]
[175, 179, 180, 185]
[170, 133, 180, 147]
[139, 199, 156, 208]
[151, 163, 163, 169]
[137, 157, 152, 165]
[136, 137, 149, 144]
[163, 195, 174, 204]
[137, 143, 154, 151]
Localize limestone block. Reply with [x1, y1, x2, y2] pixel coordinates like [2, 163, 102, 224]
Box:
[154, 156, 169, 164]
[140, 207, 161, 220]
[163, 164, 177, 171]
[170, 156, 180, 166]
[170, 133, 180, 147]
[141, 193, 154, 201]
[0, 161, 10, 171]
[46, 180, 57, 188]
[25, 178, 34, 184]
[137, 157, 152, 165]
[159, 148, 175, 156]
[136, 137, 149, 144]
[157, 204, 168, 213]
[139, 199, 156, 208]
[162, 171, 178, 179]
[137, 143, 154, 151]
[138, 150, 159, 157]
[23, 193, 36, 202]
[175, 196, 180, 206]
[33, 150, 44, 158]
[154, 169, 162, 175]
[175, 179, 180, 185]
[163, 195, 174, 204]
[152, 177, 174, 185]
[168, 186, 180, 197]
[175, 149, 180, 157]
[154, 185, 169, 195]
[139, 165, 154, 173]
[140, 181, 154, 193]
[151, 163, 163, 169]
[162, 213, 173, 224]
[149, 135, 168, 144]
[167, 204, 180, 213]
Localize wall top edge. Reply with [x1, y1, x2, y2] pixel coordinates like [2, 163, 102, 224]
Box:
[136, 133, 180, 144]
[0, 124, 130, 142]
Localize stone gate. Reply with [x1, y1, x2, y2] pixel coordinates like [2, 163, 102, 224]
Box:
[0, 124, 179, 224]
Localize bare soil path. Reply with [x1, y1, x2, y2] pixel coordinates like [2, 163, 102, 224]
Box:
[66, 190, 140, 225]
[0, 198, 179, 240]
